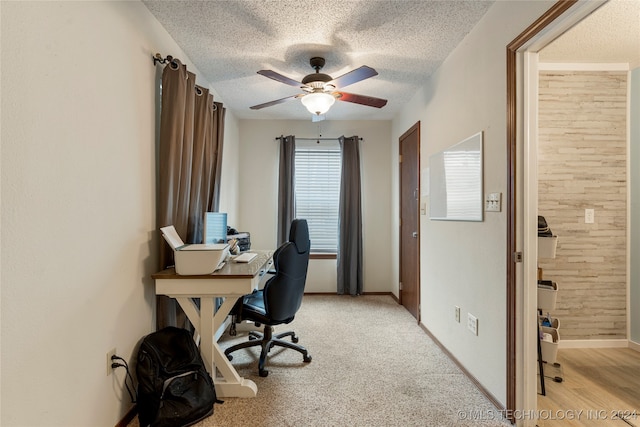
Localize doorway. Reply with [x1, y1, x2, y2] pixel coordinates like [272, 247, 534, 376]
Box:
[399, 122, 420, 321]
[534, 4, 637, 421]
[507, 0, 638, 421]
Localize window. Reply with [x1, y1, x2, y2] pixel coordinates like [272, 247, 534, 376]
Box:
[294, 143, 341, 253]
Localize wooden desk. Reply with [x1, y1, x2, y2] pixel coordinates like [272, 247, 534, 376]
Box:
[152, 250, 273, 398]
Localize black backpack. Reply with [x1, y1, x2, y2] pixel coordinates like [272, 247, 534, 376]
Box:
[136, 327, 221, 427]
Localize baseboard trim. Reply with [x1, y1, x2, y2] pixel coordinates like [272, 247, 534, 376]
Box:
[115, 405, 136, 427]
[362, 291, 396, 298]
[629, 340, 640, 352]
[303, 291, 396, 297]
[558, 339, 629, 349]
[418, 323, 505, 414]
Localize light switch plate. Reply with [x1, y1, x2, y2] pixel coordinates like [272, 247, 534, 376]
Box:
[485, 193, 502, 212]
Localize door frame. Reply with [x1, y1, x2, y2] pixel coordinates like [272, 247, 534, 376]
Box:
[506, 0, 607, 422]
[399, 122, 421, 321]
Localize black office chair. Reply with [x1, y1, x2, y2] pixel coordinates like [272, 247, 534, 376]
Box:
[224, 219, 312, 377]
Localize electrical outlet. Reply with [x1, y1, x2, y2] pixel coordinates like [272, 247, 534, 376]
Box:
[585, 208, 595, 224]
[107, 348, 117, 376]
[455, 306, 461, 323]
[467, 313, 478, 336]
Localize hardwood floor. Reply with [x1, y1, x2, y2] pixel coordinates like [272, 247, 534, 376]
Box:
[537, 348, 640, 427]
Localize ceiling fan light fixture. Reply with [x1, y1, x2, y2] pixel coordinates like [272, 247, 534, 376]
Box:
[301, 92, 335, 115]
[251, 57, 387, 114]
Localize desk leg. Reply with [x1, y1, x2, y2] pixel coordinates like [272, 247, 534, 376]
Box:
[210, 298, 257, 398]
[174, 296, 257, 398]
[175, 297, 200, 331]
[199, 298, 215, 373]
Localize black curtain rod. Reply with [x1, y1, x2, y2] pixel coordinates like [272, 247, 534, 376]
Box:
[152, 53, 179, 66]
[275, 137, 363, 141]
[152, 53, 216, 110]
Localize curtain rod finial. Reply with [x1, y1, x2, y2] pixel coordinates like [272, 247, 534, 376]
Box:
[153, 53, 176, 66]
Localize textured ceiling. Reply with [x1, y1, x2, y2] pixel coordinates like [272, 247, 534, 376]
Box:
[539, 0, 640, 67]
[143, 0, 639, 122]
[143, 0, 495, 121]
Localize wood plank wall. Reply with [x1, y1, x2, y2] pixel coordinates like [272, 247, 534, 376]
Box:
[538, 70, 627, 341]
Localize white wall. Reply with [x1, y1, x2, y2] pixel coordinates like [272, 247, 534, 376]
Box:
[218, 110, 242, 221]
[0, 2, 240, 426]
[237, 119, 392, 293]
[0, 0, 568, 423]
[391, 0, 554, 405]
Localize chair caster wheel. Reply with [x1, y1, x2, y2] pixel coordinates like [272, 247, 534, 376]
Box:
[226, 354, 233, 361]
[259, 369, 269, 377]
[303, 354, 312, 363]
[292, 336, 299, 343]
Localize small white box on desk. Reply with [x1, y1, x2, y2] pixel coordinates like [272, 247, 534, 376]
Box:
[161, 225, 229, 275]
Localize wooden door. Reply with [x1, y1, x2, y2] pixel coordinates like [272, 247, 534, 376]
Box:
[399, 122, 420, 321]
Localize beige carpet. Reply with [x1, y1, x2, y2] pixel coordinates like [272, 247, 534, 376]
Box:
[129, 295, 510, 426]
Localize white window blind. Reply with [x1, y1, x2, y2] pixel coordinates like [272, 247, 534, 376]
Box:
[443, 150, 482, 218]
[295, 146, 341, 253]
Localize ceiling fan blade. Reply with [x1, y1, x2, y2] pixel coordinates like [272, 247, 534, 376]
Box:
[250, 94, 301, 110]
[334, 91, 388, 108]
[257, 70, 304, 87]
[328, 66, 378, 89]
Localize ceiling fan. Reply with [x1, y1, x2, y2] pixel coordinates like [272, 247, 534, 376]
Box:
[250, 57, 387, 117]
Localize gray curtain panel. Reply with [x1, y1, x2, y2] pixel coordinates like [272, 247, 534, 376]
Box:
[156, 60, 224, 328]
[158, 60, 195, 273]
[337, 136, 363, 295]
[191, 98, 226, 243]
[210, 102, 226, 213]
[186, 85, 213, 244]
[277, 135, 295, 246]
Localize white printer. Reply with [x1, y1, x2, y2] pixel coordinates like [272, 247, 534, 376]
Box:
[160, 225, 229, 275]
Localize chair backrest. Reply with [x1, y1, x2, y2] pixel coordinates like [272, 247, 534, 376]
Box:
[263, 219, 310, 323]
